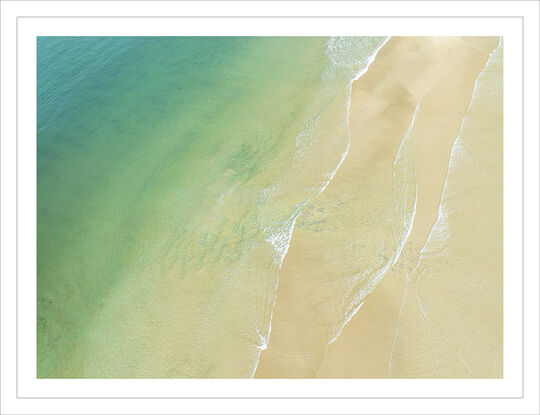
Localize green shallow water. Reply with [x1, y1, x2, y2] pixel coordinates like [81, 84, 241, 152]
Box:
[37, 36, 386, 378]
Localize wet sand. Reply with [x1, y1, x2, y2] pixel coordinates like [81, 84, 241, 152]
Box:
[255, 36, 502, 378]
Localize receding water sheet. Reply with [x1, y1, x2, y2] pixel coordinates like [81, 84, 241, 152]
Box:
[37, 36, 502, 379]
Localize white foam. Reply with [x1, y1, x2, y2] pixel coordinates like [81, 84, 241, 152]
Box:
[327, 301, 364, 345]
[422, 38, 502, 253]
[391, 98, 423, 265]
[264, 206, 302, 268]
[252, 37, 392, 373]
[259, 36, 390, 268]
[352, 37, 390, 81]
[393, 184, 419, 266]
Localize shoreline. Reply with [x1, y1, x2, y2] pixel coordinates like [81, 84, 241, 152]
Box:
[254, 36, 501, 378]
[251, 36, 391, 375]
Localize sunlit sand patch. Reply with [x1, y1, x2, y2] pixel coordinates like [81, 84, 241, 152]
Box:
[256, 36, 502, 379]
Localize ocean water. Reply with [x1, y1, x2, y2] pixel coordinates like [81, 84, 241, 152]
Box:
[37, 36, 387, 378]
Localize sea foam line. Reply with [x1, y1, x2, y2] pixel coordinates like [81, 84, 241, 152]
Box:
[251, 37, 392, 376]
[391, 97, 423, 266]
[393, 184, 419, 266]
[352, 37, 390, 82]
[263, 36, 392, 270]
[266, 36, 391, 270]
[420, 38, 501, 253]
[329, 37, 501, 365]
[326, 37, 423, 347]
[275, 35, 392, 292]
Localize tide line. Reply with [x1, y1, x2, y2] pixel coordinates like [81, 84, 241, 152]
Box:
[250, 37, 392, 377]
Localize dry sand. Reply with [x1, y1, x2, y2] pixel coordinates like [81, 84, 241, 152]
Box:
[254, 36, 502, 378]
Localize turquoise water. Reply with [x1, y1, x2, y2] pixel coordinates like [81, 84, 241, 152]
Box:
[37, 36, 386, 378]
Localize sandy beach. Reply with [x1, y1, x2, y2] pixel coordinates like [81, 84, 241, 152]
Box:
[255, 36, 502, 378]
[36, 36, 502, 379]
